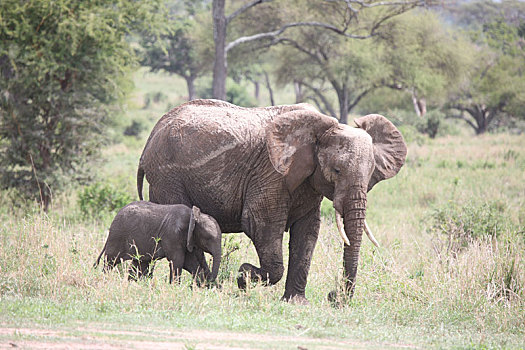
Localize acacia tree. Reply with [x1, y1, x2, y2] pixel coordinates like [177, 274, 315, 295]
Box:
[212, 0, 431, 101]
[447, 19, 525, 134]
[379, 10, 470, 117]
[0, 0, 155, 210]
[274, 35, 384, 123]
[140, 2, 211, 100]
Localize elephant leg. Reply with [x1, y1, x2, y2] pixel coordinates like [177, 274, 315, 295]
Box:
[183, 250, 209, 286]
[282, 205, 321, 304]
[128, 259, 154, 281]
[237, 223, 285, 290]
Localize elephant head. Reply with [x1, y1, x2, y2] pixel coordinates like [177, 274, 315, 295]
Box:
[267, 110, 407, 297]
[187, 206, 222, 281]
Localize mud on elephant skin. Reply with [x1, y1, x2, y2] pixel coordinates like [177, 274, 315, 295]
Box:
[137, 99, 407, 303]
[94, 202, 222, 283]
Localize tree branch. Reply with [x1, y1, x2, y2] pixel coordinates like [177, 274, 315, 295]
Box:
[226, 21, 373, 53]
[226, 0, 272, 24]
[447, 105, 479, 131]
[300, 82, 338, 118]
[279, 38, 325, 64]
[345, 0, 427, 8]
[347, 86, 376, 112]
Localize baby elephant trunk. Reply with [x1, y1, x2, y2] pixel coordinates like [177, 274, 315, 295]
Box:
[209, 248, 222, 281]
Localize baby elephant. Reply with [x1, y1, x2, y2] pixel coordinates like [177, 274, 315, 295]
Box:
[94, 202, 222, 283]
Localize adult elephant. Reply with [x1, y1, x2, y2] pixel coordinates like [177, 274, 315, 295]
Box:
[137, 99, 406, 303]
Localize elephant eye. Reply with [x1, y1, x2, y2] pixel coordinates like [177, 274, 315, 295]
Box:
[333, 168, 340, 174]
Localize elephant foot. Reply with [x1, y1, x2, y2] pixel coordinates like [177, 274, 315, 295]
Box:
[281, 293, 309, 305]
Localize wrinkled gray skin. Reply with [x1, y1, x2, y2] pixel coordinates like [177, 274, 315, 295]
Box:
[94, 202, 222, 283]
[137, 99, 406, 303]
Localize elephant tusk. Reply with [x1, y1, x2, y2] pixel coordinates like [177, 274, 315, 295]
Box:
[364, 219, 380, 248]
[334, 210, 351, 246]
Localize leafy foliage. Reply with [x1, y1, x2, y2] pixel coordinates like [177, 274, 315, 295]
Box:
[0, 0, 156, 209]
[430, 200, 512, 255]
[78, 182, 133, 219]
[446, 3, 525, 134]
[139, 2, 211, 100]
[198, 78, 256, 107]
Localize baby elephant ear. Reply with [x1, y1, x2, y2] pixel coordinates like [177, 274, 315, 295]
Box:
[354, 114, 407, 191]
[187, 206, 201, 252]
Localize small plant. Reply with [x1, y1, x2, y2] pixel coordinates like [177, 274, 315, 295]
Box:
[503, 149, 519, 161]
[78, 182, 133, 219]
[217, 234, 247, 282]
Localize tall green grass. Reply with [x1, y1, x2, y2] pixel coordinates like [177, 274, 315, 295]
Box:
[0, 71, 523, 348]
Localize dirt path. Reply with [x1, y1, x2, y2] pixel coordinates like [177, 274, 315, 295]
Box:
[0, 325, 418, 349]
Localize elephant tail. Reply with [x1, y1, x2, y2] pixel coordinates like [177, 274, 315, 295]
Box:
[93, 240, 107, 269]
[137, 165, 145, 201]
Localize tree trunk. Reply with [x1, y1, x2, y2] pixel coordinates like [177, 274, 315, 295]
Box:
[253, 80, 260, 103]
[466, 105, 490, 135]
[212, 0, 227, 100]
[294, 80, 303, 103]
[264, 71, 275, 106]
[185, 75, 196, 101]
[411, 91, 422, 117]
[417, 98, 427, 117]
[337, 85, 349, 124]
[476, 108, 489, 135]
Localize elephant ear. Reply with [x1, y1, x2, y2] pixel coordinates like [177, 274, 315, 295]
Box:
[266, 110, 338, 192]
[354, 114, 407, 191]
[187, 206, 201, 252]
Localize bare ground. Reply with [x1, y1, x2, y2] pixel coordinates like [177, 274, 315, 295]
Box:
[0, 325, 419, 349]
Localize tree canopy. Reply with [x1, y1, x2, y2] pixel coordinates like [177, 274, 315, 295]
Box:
[0, 0, 158, 209]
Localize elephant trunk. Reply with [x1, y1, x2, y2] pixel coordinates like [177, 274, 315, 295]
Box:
[209, 248, 222, 281]
[341, 189, 367, 297]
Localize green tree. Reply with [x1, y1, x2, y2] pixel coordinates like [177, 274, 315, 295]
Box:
[140, 1, 211, 100]
[379, 10, 471, 117]
[0, 0, 154, 210]
[447, 19, 525, 134]
[274, 34, 383, 123]
[211, 0, 432, 104]
[269, 0, 437, 123]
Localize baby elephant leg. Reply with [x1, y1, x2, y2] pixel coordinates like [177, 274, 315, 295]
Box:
[168, 254, 185, 284]
[128, 259, 155, 281]
[183, 249, 210, 286]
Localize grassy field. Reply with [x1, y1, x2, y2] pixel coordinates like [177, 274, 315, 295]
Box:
[0, 71, 523, 349]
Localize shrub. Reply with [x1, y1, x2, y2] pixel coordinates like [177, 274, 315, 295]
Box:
[417, 110, 443, 138]
[123, 120, 147, 138]
[216, 234, 249, 283]
[429, 200, 511, 256]
[143, 91, 167, 109]
[198, 79, 256, 107]
[78, 182, 133, 219]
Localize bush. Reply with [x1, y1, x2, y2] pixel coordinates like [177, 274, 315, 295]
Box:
[143, 91, 168, 109]
[123, 120, 147, 138]
[78, 182, 133, 219]
[417, 110, 443, 138]
[198, 78, 256, 107]
[429, 200, 511, 256]
[387, 109, 455, 140]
